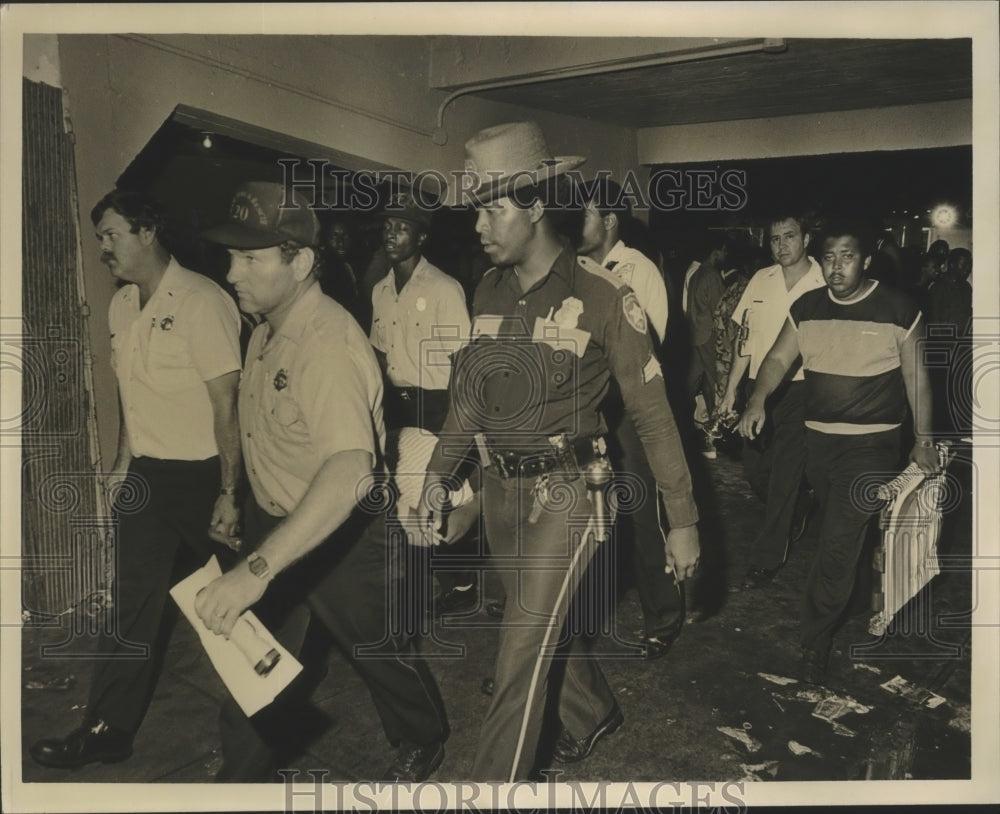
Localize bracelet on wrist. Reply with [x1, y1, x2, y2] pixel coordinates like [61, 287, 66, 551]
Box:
[219, 487, 237, 496]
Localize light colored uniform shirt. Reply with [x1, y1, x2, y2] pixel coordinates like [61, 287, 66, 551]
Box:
[109, 258, 240, 460]
[240, 282, 385, 516]
[601, 240, 668, 343]
[731, 258, 825, 380]
[370, 257, 470, 390]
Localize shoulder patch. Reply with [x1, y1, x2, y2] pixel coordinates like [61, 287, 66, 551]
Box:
[578, 255, 627, 289]
[623, 291, 647, 334]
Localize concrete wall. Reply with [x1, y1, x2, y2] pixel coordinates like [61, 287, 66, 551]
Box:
[637, 99, 972, 164]
[56, 34, 638, 467]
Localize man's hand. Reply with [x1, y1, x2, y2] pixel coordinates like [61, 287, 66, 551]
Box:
[194, 562, 267, 638]
[717, 389, 737, 418]
[208, 494, 242, 550]
[442, 499, 479, 545]
[664, 524, 700, 582]
[738, 398, 766, 440]
[407, 475, 449, 548]
[910, 441, 940, 474]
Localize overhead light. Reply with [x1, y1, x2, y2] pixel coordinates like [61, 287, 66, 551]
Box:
[201, 132, 214, 149]
[931, 205, 957, 228]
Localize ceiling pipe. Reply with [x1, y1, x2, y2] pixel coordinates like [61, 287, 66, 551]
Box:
[433, 38, 787, 145]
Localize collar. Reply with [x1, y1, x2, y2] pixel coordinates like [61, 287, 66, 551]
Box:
[601, 240, 627, 267]
[500, 244, 577, 297]
[266, 280, 323, 346]
[378, 256, 429, 293]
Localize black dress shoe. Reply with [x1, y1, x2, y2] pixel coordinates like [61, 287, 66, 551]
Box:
[433, 585, 478, 618]
[552, 705, 624, 764]
[484, 598, 506, 619]
[740, 564, 783, 590]
[626, 628, 681, 661]
[381, 741, 444, 782]
[800, 646, 829, 685]
[481, 677, 495, 696]
[30, 719, 133, 769]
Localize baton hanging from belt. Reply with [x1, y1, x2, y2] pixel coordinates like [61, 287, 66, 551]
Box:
[583, 457, 614, 543]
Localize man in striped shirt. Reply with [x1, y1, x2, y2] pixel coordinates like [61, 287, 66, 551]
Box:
[738, 218, 939, 684]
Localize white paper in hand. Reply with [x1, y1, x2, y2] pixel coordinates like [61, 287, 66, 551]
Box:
[169, 555, 302, 717]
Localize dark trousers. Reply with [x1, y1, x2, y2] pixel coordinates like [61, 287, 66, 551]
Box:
[611, 407, 684, 638]
[88, 456, 230, 733]
[383, 385, 449, 435]
[686, 340, 717, 417]
[218, 498, 448, 780]
[742, 380, 808, 570]
[472, 470, 616, 781]
[801, 428, 900, 652]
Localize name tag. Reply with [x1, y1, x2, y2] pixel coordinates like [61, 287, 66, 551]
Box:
[531, 317, 591, 358]
[471, 314, 506, 339]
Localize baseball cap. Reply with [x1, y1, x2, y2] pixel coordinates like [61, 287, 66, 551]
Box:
[202, 181, 320, 249]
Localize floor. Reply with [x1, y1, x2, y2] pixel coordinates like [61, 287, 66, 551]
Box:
[14, 443, 979, 809]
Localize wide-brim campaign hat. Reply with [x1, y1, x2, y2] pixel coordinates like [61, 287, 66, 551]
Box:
[202, 181, 320, 249]
[463, 121, 586, 204]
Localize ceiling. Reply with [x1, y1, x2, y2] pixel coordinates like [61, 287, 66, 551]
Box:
[471, 38, 972, 128]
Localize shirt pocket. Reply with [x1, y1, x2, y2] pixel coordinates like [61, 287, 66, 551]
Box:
[270, 393, 303, 428]
[148, 331, 190, 372]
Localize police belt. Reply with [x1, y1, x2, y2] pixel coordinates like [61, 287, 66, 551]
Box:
[485, 435, 607, 480]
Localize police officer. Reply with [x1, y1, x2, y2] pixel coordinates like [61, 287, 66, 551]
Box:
[31, 190, 242, 770]
[578, 177, 684, 660]
[196, 181, 448, 782]
[417, 122, 700, 781]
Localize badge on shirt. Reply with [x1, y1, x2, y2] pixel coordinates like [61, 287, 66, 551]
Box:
[273, 369, 289, 391]
[159, 315, 175, 331]
[532, 298, 591, 358]
[416, 296, 427, 312]
[553, 297, 584, 329]
[623, 291, 647, 335]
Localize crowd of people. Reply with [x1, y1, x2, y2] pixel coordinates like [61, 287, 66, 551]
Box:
[30, 119, 972, 783]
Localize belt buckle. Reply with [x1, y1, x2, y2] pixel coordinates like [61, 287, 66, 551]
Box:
[399, 389, 412, 401]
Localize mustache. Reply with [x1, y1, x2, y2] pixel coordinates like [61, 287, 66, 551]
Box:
[101, 252, 115, 264]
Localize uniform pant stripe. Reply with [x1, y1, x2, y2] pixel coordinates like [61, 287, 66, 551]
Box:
[508, 516, 597, 782]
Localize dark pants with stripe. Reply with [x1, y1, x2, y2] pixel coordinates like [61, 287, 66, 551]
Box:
[742, 379, 808, 570]
[801, 428, 900, 653]
[473, 469, 616, 781]
[87, 456, 230, 734]
[218, 498, 448, 780]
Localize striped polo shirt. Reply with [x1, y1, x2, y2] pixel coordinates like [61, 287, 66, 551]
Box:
[788, 281, 920, 434]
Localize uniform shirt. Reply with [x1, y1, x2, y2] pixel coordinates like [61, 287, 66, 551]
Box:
[240, 281, 385, 516]
[437, 246, 698, 529]
[370, 257, 471, 390]
[789, 281, 920, 435]
[108, 258, 240, 461]
[601, 240, 668, 343]
[731, 258, 825, 380]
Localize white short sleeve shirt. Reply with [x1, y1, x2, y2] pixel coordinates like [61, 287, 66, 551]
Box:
[370, 257, 470, 390]
[731, 258, 825, 380]
[108, 259, 241, 460]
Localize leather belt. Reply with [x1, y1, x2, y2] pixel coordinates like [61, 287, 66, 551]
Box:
[485, 435, 607, 480]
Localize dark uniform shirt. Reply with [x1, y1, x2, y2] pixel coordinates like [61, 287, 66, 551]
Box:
[434, 246, 698, 529]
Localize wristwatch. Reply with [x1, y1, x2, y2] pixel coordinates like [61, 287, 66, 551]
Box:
[246, 552, 272, 582]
